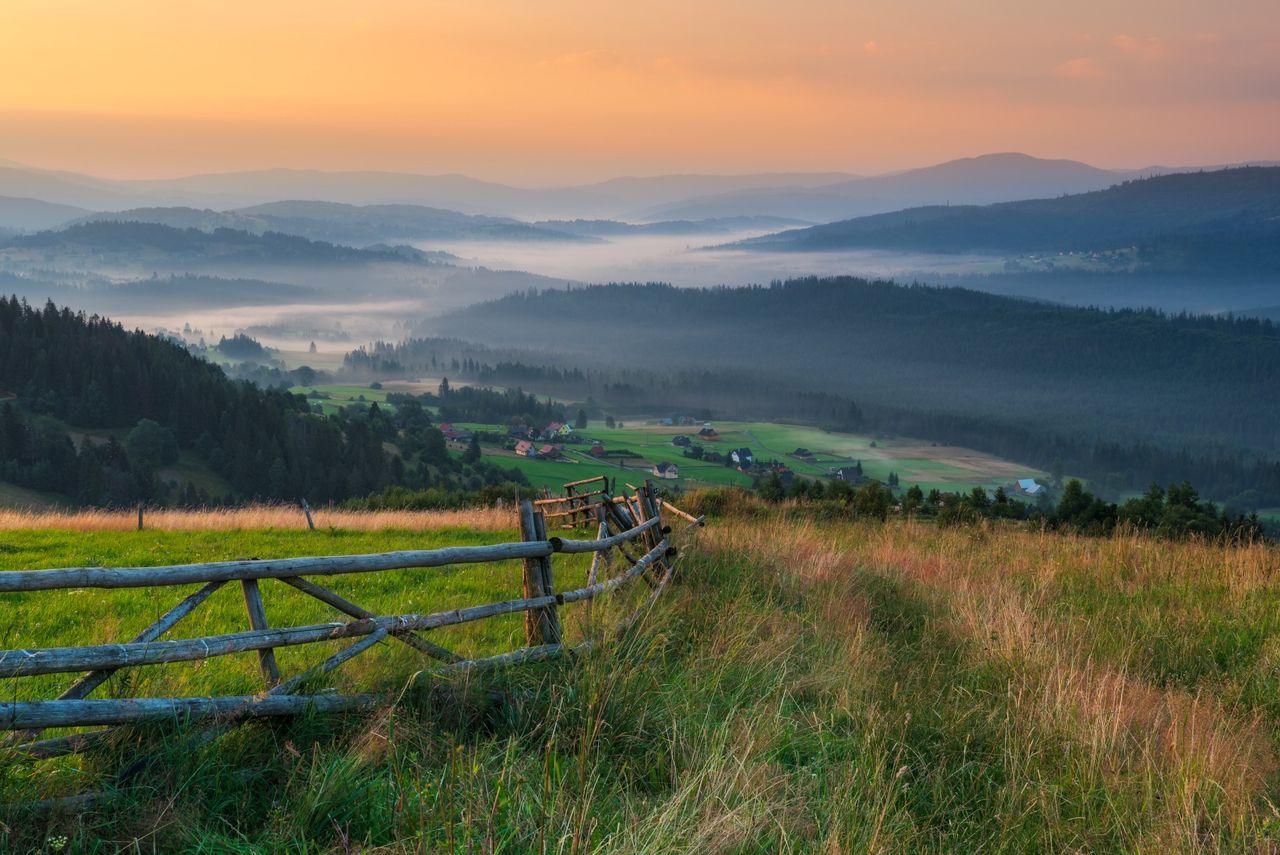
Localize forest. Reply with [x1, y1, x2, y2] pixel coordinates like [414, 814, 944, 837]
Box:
[0, 298, 525, 506]
[418, 278, 1280, 505]
[737, 167, 1280, 258]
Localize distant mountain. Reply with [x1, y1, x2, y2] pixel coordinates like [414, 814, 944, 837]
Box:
[0, 195, 88, 231]
[732, 167, 1280, 254]
[533, 215, 811, 237]
[72, 201, 589, 246]
[3, 154, 1274, 224]
[641, 153, 1127, 222]
[0, 165, 150, 211]
[1, 221, 443, 266]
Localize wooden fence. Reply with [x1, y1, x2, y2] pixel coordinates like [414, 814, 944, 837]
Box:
[1, 482, 702, 761]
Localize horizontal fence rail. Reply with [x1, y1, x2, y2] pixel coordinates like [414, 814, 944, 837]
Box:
[0, 517, 660, 593]
[1, 482, 701, 764]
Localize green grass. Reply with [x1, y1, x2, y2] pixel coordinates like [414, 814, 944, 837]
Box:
[474, 419, 1043, 493]
[12, 506, 1280, 850]
[0, 526, 598, 708]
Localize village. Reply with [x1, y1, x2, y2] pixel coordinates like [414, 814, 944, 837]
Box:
[434, 409, 1051, 500]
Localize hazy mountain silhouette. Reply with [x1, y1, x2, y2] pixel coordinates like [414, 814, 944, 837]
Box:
[639, 153, 1127, 221]
[0, 195, 89, 231]
[732, 167, 1280, 253]
[71, 201, 590, 246]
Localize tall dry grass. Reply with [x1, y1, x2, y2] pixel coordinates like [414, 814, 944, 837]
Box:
[0, 504, 514, 532]
[700, 511, 1280, 849]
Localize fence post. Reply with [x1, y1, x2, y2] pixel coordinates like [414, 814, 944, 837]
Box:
[136, 504, 144, 531]
[240, 579, 281, 687]
[301, 499, 315, 531]
[519, 500, 561, 646]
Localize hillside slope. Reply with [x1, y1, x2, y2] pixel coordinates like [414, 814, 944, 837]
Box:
[9, 504, 1280, 851]
[735, 167, 1280, 254]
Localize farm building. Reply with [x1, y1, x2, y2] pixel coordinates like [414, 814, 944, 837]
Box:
[834, 466, 862, 483]
[588, 443, 606, 457]
[704, 451, 725, 463]
[653, 461, 679, 479]
[731, 448, 754, 467]
[515, 440, 538, 458]
[508, 425, 533, 440]
[538, 444, 563, 460]
[698, 427, 719, 440]
[1015, 478, 1047, 496]
[793, 447, 812, 458]
[542, 422, 573, 440]
[672, 435, 692, 447]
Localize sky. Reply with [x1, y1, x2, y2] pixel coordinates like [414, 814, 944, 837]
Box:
[1, 0, 1277, 184]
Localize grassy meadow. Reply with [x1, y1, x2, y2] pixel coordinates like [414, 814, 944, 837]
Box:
[9, 500, 1280, 851]
[467, 419, 1045, 494]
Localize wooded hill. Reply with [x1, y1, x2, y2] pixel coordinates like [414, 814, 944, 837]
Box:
[0, 298, 524, 506]
[421, 278, 1280, 505]
[1, 221, 451, 265]
[734, 167, 1280, 260]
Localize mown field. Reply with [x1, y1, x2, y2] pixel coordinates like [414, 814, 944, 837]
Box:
[9, 500, 1280, 851]
[279, 383, 1046, 495]
[469, 419, 1045, 494]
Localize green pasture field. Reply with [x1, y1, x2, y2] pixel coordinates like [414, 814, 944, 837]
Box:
[470, 418, 1043, 493]
[276, 384, 1047, 494]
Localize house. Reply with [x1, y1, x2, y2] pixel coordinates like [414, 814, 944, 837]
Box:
[542, 422, 572, 440]
[508, 425, 533, 440]
[731, 448, 754, 467]
[698, 427, 719, 440]
[588, 442, 606, 457]
[678, 415, 697, 426]
[660, 417, 675, 426]
[515, 440, 538, 458]
[672, 435, 692, 447]
[1015, 478, 1047, 497]
[653, 461, 679, 479]
[793, 447, 812, 458]
[539, 444, 563, 460]
[834, 466, 862, 483]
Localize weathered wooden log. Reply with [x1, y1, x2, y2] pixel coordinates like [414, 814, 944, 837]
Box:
[59, 580, 225, 702]
[0, 693, 380, 730]
[0, 542, 554, 592]
[14, 729, 113, 759]
[520, 502, 561, 645]
[549, 516, 658, 553]
[561, 475, 609, 490]
[0, 595, 559, 679]
[534, 508, 561, 643]
[429, 642, 569, 677]
[559, 539, 667, 604]
[586, 519, 609, 587]
[240, 579, 280, 687]
[661, 501, 703, 525]
[267, 628, 390, 697]
[302, 499, 315, 531]
[0, 521, 661, 593]
[3, 579, 228, 748]
[279, 576, 461, 663]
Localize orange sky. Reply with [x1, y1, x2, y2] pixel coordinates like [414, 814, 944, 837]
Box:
[1, 0, 1277, 183]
